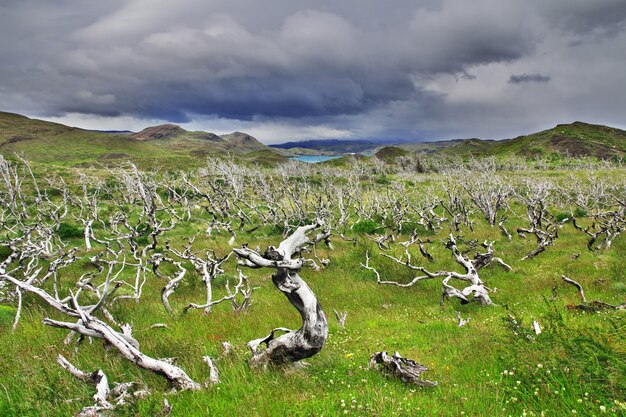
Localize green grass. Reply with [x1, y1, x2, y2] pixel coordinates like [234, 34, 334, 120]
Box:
[442, 121, 626, 161]
[0, 112, 287, 169]
[0, 165, 625, 416]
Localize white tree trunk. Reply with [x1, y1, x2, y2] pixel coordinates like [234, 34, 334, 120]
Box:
[234, 220, 331, 366]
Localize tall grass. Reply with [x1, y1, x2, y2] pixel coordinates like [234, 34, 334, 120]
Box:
[0, 167, 625, 416]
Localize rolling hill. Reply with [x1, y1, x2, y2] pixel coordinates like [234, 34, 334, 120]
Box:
[2, 112, 624, 169]
[220, 131, 268, 153]
[131, 124, 223, 142]
[0, 112, 286, 168]
[273, 122, 626, 161]
[422, 122, 626, 159]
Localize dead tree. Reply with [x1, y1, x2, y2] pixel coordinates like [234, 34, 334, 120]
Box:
[369, 351, 437, 387]
[562, 275, 626, 312]
[333, 309, 348, 327]
[565, 177, 626, 251]
[57, 354, 148, 416]
[516, 182, 566, 260]
[498, 216, 512, 241]
[457, 170, 511, 226]
[440, 178, 475, 232]
[148, 253, 188, 314]
[395, 231, 434, 264]
[455, 311, 470, 327]
[364, 235, 510, 306]
[166, 238, 237, 314]
[572, 210, 625, 251]
[2, 269, 203, 391]
[0, 229, 220, 402]
[233, 220, 331, 366]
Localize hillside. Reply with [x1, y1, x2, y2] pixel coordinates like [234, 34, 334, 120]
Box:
[0, 112, 285, 168]
[374, 146, 410, 163]
[2, 112, 623, 169]
[220, 131, 267, 153]
[272, 122, 626, 161]
[441, 122, 626, 159]
[131, 124, 223, 142]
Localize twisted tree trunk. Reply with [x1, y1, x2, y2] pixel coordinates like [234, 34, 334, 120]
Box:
[234, 220, 330, 366]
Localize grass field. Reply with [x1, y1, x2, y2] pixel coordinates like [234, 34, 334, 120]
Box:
[0, 161, 624, 417]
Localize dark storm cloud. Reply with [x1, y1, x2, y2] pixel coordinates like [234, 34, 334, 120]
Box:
[0, 1, 534, 121]
[508, 74, 551, 84]
[1, 0, 625, 141]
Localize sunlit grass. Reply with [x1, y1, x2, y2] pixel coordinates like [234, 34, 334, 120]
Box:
[1, 168, 625, 416]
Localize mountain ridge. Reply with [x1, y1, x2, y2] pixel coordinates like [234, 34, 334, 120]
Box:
[272, 121, 626, 160]
[1, 112, 624, 168]
[0, 111, 284, 168]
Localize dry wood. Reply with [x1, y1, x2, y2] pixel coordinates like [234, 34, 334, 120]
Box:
[369, 351, 437, 387]
[562, 275, 626, 311]
[234, 220, 331, 366]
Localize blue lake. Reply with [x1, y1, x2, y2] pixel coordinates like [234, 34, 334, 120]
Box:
[289, 155, 343, 163]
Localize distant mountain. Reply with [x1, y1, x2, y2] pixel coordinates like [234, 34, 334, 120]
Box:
[90, 129, 134, 134]
[273, 122, 626, 160]
[272, 138, 464, 155]
[271, 139, 383, 154]
[0, 112, 285, 168]
[2, 111, 622, 168]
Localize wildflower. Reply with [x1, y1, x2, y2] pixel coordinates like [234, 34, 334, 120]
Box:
[599, 405, 606, 413]
[537, 363, 543, 368]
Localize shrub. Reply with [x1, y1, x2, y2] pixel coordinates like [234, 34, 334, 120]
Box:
[135, 235, 150, 246]
[554, 212, 570, 222]
[0, 245, 10, 260]
[58, 222, 83, 239]
[352, 220, 383, 234]
[573, 207, 587, 218]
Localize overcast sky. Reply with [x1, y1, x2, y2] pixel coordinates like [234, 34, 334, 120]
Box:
[1, 0, 626, 143]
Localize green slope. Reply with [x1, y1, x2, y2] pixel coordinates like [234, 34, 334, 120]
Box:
[374, 146, 409, 163]
[0, 112, 287, 168]
[443, 122, 626, 159]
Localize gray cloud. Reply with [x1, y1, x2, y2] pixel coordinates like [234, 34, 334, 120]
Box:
[0, 0, 625, 142]
[539, 0, 626, 39]
[508, 74, 551, 84]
